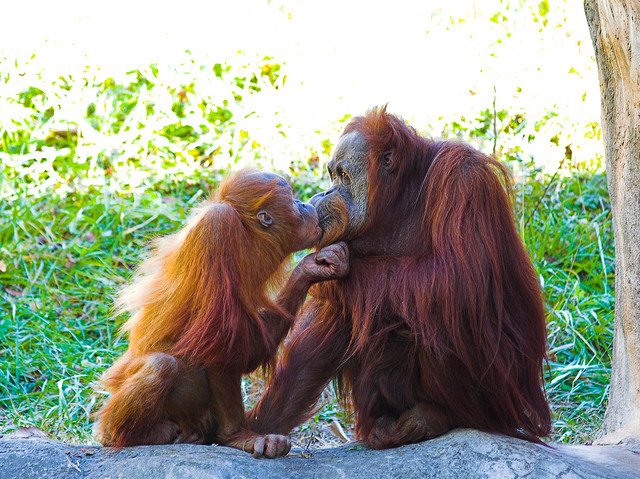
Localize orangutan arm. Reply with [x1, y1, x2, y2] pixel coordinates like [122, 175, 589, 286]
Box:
[207, 369, 291, 458]
[248, 301, 350, 435]
[259, 268, 313, 347]
[261, 242, 349, 352]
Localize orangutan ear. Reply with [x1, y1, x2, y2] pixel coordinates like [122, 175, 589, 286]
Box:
[382, 150, 393, 170]
[257, 210, 273, 228]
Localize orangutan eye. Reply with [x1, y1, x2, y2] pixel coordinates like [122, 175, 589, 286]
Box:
[337, 167, 351, 185]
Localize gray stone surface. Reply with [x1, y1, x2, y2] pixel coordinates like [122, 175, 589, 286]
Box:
[1, 429, 639, 479]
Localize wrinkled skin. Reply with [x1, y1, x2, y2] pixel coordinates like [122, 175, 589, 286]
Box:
[312, 132, 371, 248]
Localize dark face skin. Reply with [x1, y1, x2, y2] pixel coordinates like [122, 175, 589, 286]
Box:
[310, 132, 370, 248]
[253, 172, 322, 252]
[290, 197, 322, 250]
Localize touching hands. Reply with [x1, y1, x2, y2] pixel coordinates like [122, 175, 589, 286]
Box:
[297, 242, 349, 284]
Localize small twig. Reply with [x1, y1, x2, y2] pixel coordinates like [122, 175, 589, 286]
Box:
[123, 214, 159, 236]
[327, 420, 350, 443]
[492, 85, 498, 158]
[524, 154, 569, 229]
[65, 453, 82, 473]
[300, 435, 314, 459]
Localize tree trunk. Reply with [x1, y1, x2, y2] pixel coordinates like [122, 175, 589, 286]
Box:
[584, 0, 640, 443]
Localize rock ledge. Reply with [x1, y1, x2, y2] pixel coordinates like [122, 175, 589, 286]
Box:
[1, 429, 638, 479]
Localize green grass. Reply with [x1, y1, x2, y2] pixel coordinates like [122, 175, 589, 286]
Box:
[520, 171, 613, 443]
[0, 57, 614, 446]
[0, 177, 197, 442]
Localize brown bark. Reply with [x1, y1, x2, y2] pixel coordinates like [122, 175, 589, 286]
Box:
[585, 0, 640, 443]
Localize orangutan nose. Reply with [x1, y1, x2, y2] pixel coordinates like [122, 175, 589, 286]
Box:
[310, 189, 333, 207]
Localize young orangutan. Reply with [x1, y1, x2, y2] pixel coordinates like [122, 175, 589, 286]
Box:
[94, 169, 349, 458]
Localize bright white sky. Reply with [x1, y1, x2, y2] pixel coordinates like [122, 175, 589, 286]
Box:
[0, 0, 601, 169]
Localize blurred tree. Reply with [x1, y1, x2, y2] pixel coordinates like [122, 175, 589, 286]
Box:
[585, 0, 640, 443]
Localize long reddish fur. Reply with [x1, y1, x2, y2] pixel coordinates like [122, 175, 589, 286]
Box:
[97, 170, 295, 447]
[252, 108, 551, 444]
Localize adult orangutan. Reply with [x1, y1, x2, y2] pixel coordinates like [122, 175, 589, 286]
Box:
[95, 169, 349, 458]
[248, 107, 551, 448]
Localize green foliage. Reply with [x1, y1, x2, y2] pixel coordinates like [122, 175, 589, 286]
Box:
[522, 172, 613, 442]
[0, 56, 613, 446]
